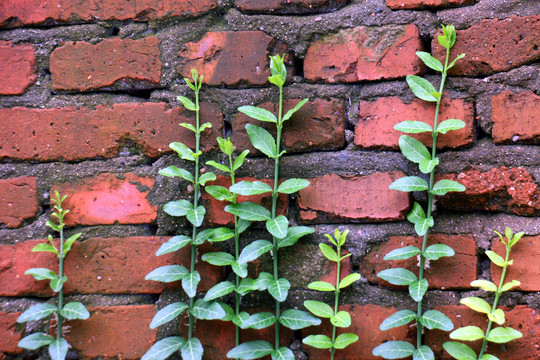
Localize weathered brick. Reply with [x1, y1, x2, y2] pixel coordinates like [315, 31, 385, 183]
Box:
[303, 304, 414, 360]
[50, 37, 161, 91]
[439, 167, 540, 216]
[361, 235, 477, 289]
[65, 305, 156, 359]
[297, 172, 410, 223]
[385, 0, 474, 9]
[426, 305, 540, 360]
[235, 0, 348, 13]
[356, 97, 474, 149]
[0, 0, 217, 27]
[0, 312, 22, 354]
[232, 98, 346, 154]
[51, 173, 156, 226]
[0, 41, 36, 95]
[0, 177, 38, 228]
[304, 24, 422, 83]
[492, 234, 540, 291]
[178, 31, 288, 86]
[0, 237, 222, 297]
[0, 102, 222, 161]
[492, 91, 540, 144]
[432, 15, 540, 76]
[203, 176, 288, 226]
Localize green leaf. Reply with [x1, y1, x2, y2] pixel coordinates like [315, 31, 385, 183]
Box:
[280, 309, 321, 330]
[420, 310, 454, 331]
[271, 347, 294, 360]
[145, 265, 188, 283]
[501, 279, 520, 292]
[509, 230, 524, 247]
[177, 96, 198, 111]
[170, 142, 195, 161]
[302, 334, 333, 349]
[61, 302, 90, 320]
[389, 176, 429, 192]
[48, 338, 69, 360]
[339, 273, 361, 289]
[142, 337, 185, 360]
[407, 202, 426, 224]
[460, 297, 492, 314]
[219, 302, 235, 321]
[25, 268, 58, 281]
[32, 243, 58, 254]
[424, 244, 455, 260]
[159, 166, 194, 182]
[276, 226, 314, 248]
[372, 341, 415, 359]
[205, 185, 233, 201]
[394, 120, 433, 134]
[450, 326, 485, 341]
[63, 232, 82, 255]
[238, 240, 273, 264]
[486, 327, 522, 343]
[330, 310, 351, 328]
[480, 355, 499, 360]
[201, 252, 234, 266]
[283, 98, 309, 122]
[180, 122, 196, 132]
[269, 74, 285, 87]
[413, 345, 434, 360]
[150, 302, 188, 329]
[308, 281, 335, 292]
[232, 312, 250, 327]
[227, 340, 273, 359]
[204, 281, 235, 301]
[487, 309, 505, 325]
[241, 312, 276, 330]
[46, 220, 61, 232]
[304, 300, 334, 318]
[431, 180, 466, 196]
[334, 333, 359, 349]
[208, 227, 235, 243]
[230, 181, 273, 195]
[191, 299, 225, 320]
[380, 310, 417, 330]
[206, 161, 230, 173]
[246, 124, 277, 158]
[470, 280, 498, 292]
[416, 51, 443, 72]
[180, 337, 203, 360]
[199, 122, 212, 134]
[409, 278, 428, 302]
[443, 342, 476, 360]
[448, 53, 466, 70]
[163, 199, 193, 217]
[268, 278, 290, 302]
[415, 217, 434, 236]
[238, 105, 277, 123]
[182, 271, 201, 298]
[266, 216, 289, 239]
[231, 260, 248, 278]
[277, 178, 309, 194]
[50, 275, 67, 292]
[419, 157, 440, 174]
[237, 218, 252, 235]
[399, 135, 431, 164]
[18, 333, 55, 350]
[436, 119, 466, 134]
[186, 206, 205, 227]
[254, 272, 274, 291]
[198, 172, 216, 186]
[319, 243, 339, 262]
[225, 202, 271, 221]
[378, 268, 418, 286]
[236, 278, 257, 295]
[384, 246, 421, 260]
[406, 75, 438, 102]
[17, 303, 57, 323]
[485, 250, 505, 267]
[233, 150, 250, 171]
[156, 236, 191, 256]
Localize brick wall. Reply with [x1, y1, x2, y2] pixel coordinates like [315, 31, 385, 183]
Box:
[0, 0, 539, 359]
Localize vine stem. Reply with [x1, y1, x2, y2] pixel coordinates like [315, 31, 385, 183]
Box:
[331, 242, 341, 360]
[229, 153, 241, 350]
[57, 219, 64, 341]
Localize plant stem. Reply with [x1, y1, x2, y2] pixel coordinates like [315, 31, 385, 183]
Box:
[57, 224, 64, 341]
[229, 153, 241, 349]
[331, 243, 341, 360]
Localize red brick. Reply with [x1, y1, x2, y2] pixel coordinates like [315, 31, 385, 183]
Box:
[426, 305, 540, 360]
[361, 235, 477, 289]
[439, 167, 540, 216]
[0, 237, 222, 297]
[65, 305, 156, 359]
[178, 31, 288, 86]
[0, 41, 36, 95]
[432, 15, 540, 76]
[297, 172, 410, 223]
[203, 176, 288, 226]
[235, 0, 348, 13]
[51, 173, 156, 226]
[303, 304, 414, 360]
[385, 0, 474, 9]
[492, 235, 540, 291]
[50, 37, 161, 91]
[232, 98, 346, 154]
[0, 102, 222, 161]
[0, 312, 22, 354]
[0, 0, 217, 27]
[0, 177, 38, 228]
[356, 97, 474, 149]
[304, 24, 422, 83]
[492, 91, 540, 144]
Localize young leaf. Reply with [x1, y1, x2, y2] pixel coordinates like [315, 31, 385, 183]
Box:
[416, 51, 443, 72]
[266, 215, 289, 239]
[230, 180, 273, 195]
[186, 206, 205, 227]
[389, 176, 429, 192]
[272, 347, 294, 360]
[61, 302, 90, 320]
[238, 240, 273, 264]
[304, 300, 334, 318]
[398, 135, 431, 164]
[201, 252, 235, 266]
[276, 226, 314, 248]
[448, 53, 466, 70]
[277, 178, 309, 194]
[302, 334, 333, 349]
[501, 279, 521, 292]
[406, 75, 438, 102]
[145, 265, 188, 283]
[206, 160, 230, 173]
[17, 303, 58, 323]
[170, 142, 195, 161]
[485, 250, 505, 267]
[384, 246, 421, 260]
[191, 299, 225, 320]
[180, 122, 197, 132]
[394, 120, 433, 134]
[150, 302, 189, 329]
[330, 310, 351, 328]
[225, 202, 271, 221]
[380, 310, 417, 330]
[231, 260, 248, 278]
[50, 276, 67, 292]
[480, 355, 499, 360]
[142, 337, 185, 360]
[182, 271, 201, 298]
[203, 281, 236, 301]
[486, 327, 522, 343]
[308, 281, 336, 292]
[487, 309, 505, 325]
[205, 185, 233, 201]
[25, 268, 58, 281]
[238, 106, 277, 123]
[207, 227, 235, 243]
[156, 235, 191, 256]
[268, 278, 290, 302]
[407, 202, 426, 224]
[163, 199, 193, 217]
[442, 342, 476, 360]
[436, 119, 466, 134]
[423, 244, 455, 260]
[280, 309, 321, 330]
[32, 243, 58, 254]
[199, 122, 212, 133]
[282, 98, 309, 122]
[372, 341, 415, 359]
[18, 333, 55, 350]
[378, 268, 418, 286]
[334, 333, 359, 349]
[419, 157, 440, 174]
[241, 312, 276, 330]
[226, 340, 273, 360]
[319, 243, 339, 262]
[198, 172, 216, 186]
[63, 232, 82, 255]
[413, 345, 434, 360]
[339, 273, 361, 289]
[46, 220, 61, 232]
[159, 166, 194, 182]
[236, 278, 258, 295]
[233, 150, 250, 171]
[48, 338, 69, 360]
[254, 272, 274, 291]
[470, 279, 498, 292]
[237, 218, 252, 234]
[414, 216, 434, 236]
[431, 179, 466, 196]
[177, 96, 198, 111]
[450, 326, 485, 341]
[420, 310, 453, 331]
[409, 278, 428, 302]
[180, 337, 203, 360]
[245, 124, 277, 158]
[460, 297, 492, 314]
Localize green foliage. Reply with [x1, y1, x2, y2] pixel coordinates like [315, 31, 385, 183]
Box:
[374, 24, 465, 359]
[18, 191, 88, 359]
[444, 227, 523, 360]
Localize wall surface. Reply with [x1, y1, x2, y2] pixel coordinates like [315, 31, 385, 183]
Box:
[0, 0, 539, 359]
